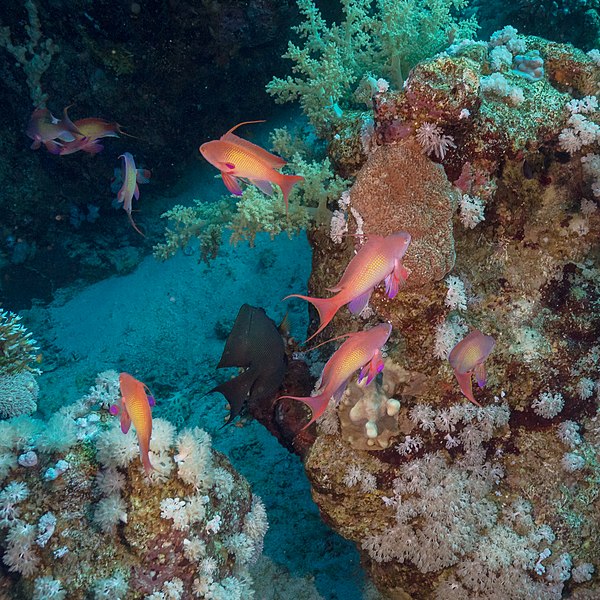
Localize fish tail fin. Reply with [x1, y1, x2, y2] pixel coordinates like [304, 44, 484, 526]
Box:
[141, 448, 154, 473]
[283, 294, 341, 344]
[278, 392, 328, 429]
[61, 104, 82, 135]
[128, 212, 146, 237]
[210, 368, 256, 425]
[278, 174, 304, 215]
[116, 124, 142, 140]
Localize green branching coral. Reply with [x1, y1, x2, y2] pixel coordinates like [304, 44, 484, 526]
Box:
[267, 0, 478, 134]
[0, 309, 39, 376]
[153, 199, 235, 263]
[154, 134, 349, 261]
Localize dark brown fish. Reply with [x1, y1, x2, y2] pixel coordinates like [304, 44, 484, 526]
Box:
[210, 304, 287, 424]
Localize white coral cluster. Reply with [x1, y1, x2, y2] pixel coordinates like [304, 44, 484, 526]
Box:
[407, 401, 510, 453]
[433, 315, 468, 359]
[581, 153, 600, 198]
[343, 463, 377, 492]
[459, 194, 485, 228]
[558, 96, 599, 155]
[532, 391, 564, 419]
[415, 122, 456, 160]
[0, 372, 39, 419]
[444, 275, 467, 311]
[480, 73, 524, 106]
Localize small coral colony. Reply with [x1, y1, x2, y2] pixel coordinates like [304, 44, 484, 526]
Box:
[25, 97, 496, 464]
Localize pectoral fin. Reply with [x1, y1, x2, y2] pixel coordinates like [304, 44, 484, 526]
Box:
[348, 289, 372, 315]
[358, 349, 385, 385]
[120, 406, 132, 434]
[474, 363, 487, 388]
[222, 172, 243, 196]
[251, 179, 274, 196]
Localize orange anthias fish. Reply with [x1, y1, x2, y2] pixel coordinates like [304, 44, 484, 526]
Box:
[116, 152, 147, 236]
[285, 232, 411, 343]
[26, 107, 82, 153]
[199, 120, 304, 213]
[110, 372, 155, 473]
[448, 329, 496, 406]
[279, 323, 392, 428]
[52, 118, 131, 156]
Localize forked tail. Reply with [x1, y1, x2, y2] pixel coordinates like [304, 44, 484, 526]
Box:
[278, 392, 328, 430]
[283, 293, 342, 343]
[278, 174, 304, 215]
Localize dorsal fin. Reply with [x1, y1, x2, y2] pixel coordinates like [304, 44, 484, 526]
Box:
[223, 120, 266, 136]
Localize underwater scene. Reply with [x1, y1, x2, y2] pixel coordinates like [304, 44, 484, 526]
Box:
[0, 0, 600, 598]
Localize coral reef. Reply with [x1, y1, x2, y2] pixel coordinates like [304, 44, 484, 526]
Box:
[256, 19, 600, 600]
[267, 0, 478, 135]
[0, 375, 268, 598]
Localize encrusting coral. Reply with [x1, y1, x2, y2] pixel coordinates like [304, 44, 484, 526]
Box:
[0, 374, 268, 599]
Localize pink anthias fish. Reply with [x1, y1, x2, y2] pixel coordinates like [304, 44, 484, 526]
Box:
[115, 152, 149, 236]
[279, 322, 392, 429]
[199, 120, 304, 214]
[26, 107, 82, 153]
[285, 232, 411, 343]
[50, 117, 132, 156]
[448, 329, 496, 406]
[109, 372, 156, 473]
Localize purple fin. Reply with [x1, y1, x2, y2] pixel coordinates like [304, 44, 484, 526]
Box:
[474, 363, 487, 388]
[120, 407, 132, 434]
[134, 183, 140, 200]
[44, 140, 63, 154]
[222, 172, 243, 195]
[358, 349, 385, 385]
[384, 271, 398, 299]
[147, 395, 155, 407]
[251, 179, 274, 196]
[332, 380, 349, 405]
[348, 289, 372, 315]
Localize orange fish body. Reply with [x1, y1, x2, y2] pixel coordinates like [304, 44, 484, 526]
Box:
[448, 329, 495, 406]
[54, 118, 122, 155]
[279, 323, 392, 428]
[199, 121, 303, 213]
[112, 372, 154, 473]
[116, 152, 145, 236]
[26, 107, 81, 153]
[74, 118, 122, 140]
[286, 232, 411, 343]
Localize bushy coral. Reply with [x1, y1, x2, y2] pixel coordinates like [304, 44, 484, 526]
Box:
[267, 0, 477, 133]
[0, 309, 39, 376]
